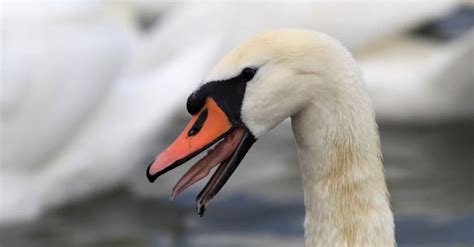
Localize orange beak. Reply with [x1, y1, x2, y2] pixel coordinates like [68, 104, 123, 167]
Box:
[147, 98, 233, 181]
[146, 95, 256, 216]
[146, 65, 258, 216]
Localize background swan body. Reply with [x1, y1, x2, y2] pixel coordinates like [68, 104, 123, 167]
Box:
[0, 2, 222, 223]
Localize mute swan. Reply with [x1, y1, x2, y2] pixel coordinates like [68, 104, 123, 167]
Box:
[147, 29, 395, 246]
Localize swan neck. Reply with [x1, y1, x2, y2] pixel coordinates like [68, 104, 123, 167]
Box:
[291, 89, 394, 246]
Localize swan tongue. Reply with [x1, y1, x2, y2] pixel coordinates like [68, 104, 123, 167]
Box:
[196, 130, 256, 216]
[170, 128, 247, 200]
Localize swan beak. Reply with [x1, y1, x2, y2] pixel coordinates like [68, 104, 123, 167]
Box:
[147, 97, 256, 216]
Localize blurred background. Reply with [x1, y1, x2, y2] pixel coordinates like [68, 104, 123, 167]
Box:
[1, 1, 473, 246]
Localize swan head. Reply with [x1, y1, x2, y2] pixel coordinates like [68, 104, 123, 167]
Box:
[147, 29, 355, 215]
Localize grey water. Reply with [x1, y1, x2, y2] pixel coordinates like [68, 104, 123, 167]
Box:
[1, 121, 473, 247]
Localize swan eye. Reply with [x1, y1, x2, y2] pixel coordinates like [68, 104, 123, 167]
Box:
[241, 67, 257, 81]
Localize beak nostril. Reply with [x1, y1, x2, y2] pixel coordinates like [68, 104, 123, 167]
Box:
[188, 128, 198, 136]
[188, 109, 208, 136]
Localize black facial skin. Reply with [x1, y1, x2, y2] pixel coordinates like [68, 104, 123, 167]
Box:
[186, 67, 257, 126]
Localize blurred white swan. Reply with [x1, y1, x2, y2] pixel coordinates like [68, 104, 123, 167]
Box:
[359, 30, 474, 122]
[132, 2, 470, 124]
[1, 1, 129, 223]
[0, 1, 224, 223]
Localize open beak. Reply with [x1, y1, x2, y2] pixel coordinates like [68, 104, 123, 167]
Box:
[147, 98, 255, 216]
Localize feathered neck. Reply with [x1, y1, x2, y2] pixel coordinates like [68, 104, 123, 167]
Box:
[290, 71, 395, 247]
